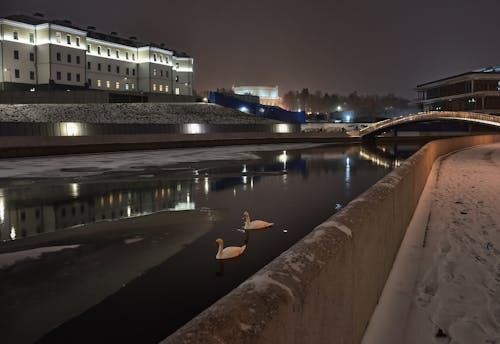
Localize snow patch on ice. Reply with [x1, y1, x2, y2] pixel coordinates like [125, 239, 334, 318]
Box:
[0, 245, 80, 269]
[124, 236, 144, 244]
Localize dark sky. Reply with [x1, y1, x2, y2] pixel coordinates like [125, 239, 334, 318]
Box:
[2, 0, 500, 98]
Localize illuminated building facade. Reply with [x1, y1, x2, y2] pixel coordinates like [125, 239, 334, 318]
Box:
[0, 14, 194, 95]
[232, 85, 281, 106]
[416, 66, 500, 114]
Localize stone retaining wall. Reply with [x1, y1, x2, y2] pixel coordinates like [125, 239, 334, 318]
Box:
[161, 134, 500, 344]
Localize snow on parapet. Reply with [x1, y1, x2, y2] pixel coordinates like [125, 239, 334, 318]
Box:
[0, 245, 80, 269]
[245, 271, 295, 299]
[314, 219, 352, 238]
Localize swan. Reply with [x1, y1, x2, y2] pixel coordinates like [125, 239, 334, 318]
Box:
[215, 238, 246, 260]
[243, 211, 274, 230]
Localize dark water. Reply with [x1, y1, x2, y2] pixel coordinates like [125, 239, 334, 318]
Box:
[0, 142, 422, 344]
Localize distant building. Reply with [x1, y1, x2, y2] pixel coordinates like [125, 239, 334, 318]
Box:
[232, 85, 281, 106]
[0, 14, 194, 95]
[416, 66, 500, 114]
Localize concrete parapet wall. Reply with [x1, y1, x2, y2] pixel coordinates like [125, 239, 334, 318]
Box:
[162, 134, 500, 344]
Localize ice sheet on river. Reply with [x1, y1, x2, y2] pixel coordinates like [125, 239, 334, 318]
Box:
[0, 143, 323, 179]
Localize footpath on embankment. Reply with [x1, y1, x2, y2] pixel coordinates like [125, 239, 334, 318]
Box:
[0, 132, 356, 158]
[363, 142, 500, 344]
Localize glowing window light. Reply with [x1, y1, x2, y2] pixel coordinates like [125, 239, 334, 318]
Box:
[10, 226, 16, 240]
[204, 177, 210, 195]
[127, 206, 132, 217]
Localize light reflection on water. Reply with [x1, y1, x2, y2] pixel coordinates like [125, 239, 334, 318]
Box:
[0, 142, 422, 344]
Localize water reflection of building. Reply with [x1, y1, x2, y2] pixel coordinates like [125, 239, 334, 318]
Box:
[0, 180, 195, 242]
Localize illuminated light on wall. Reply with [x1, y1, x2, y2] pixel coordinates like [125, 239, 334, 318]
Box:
[118, 192, 123, 203]
[250, 177, 254, 190]
[204, 177, 210, 195]
[239, 106, 249, 113]
[242, 164, 247, 173]
[70, 183, 80, 198]
[10, 226, 16, 240]
[184, 123, 205, 134]
[0, 197, 4, 223]
[242, 175, 248, 184]
[233, 188, 237, 197]
[274, 123, 293, 133]
[336, 105, 343, 111]
[109, 193, 114, 205]
[259, 108, 265, 113]
[100, 196, 105, 207]
[127, 205, 132, 217]
[62, 122, 82, 136]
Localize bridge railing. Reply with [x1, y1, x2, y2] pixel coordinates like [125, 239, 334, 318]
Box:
[359, 111, 500, 136]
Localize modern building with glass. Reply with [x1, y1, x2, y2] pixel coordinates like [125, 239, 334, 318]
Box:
[416, 66, 500, 114]
[0, 14, 194, 96]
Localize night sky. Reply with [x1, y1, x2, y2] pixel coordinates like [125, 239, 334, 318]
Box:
[1, 0, 500, 98]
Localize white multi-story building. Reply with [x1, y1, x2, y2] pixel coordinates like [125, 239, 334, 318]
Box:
[0, 14, 194, 96]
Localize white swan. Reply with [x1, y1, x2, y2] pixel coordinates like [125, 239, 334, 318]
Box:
[215, 238, 246, 260]
[243, 211, 274, 230]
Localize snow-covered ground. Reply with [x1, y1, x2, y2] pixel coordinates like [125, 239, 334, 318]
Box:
[363, 142, 500, 344]
[0, 103, 280, 124]
[0, 245, 80, 269]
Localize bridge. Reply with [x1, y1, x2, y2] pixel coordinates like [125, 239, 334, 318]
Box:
[359, 111, 500, 138]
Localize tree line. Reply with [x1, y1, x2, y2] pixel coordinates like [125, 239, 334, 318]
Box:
[281, 89, 416, 119]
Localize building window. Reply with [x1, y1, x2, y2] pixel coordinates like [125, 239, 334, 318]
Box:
[175, 75, 179, 82]
[97, 63, 101, 71]
[132, 68, 135, 76]
[160, 55, 163, 63]
[153, 53, 157, 61]
[66, 35, 71, 44]
[132, 53, 135, 61]
[13, 50, 19, 59]
[166, 70, 169, 78]
[76, 74, 81, 82]
[125, 83, 129, 90]
[126, 67, 129, 75]
[29, 33, 34, 43]
[165, 85, 169, 92]
[30, 53, 35, 61]
[56, 52, 61, 61]
[13, 31, 19, 40]
[106, 80, 110, 88]
[153, 69, 157, 76]
[107, 64, 111, 72]
[176, 62, 179, 69]
[87, 44, 91, 52]
[131, 83, 135, 89]
[87, 62, 91, 69]
[160, 70, 163, 77]
[107, 48, 111, 56]
[115, 82, 120, 89]
[88, 78, 92, 86]
[175, 87, 180, 95]
[30, 71, 35, 80]
[116, 50, 119, 58]
[14, 69, 20, 78]
[57, 71, 61, 80]
[56, 32, 61, 43]
[97, 46, 101, 55]
[153, 84, 157, 91]
[165, 57, 169, 64]
[76, 56, 81, 64]
[159, 85, 163, 92]
[67, 54, 72, 63]
[116, 66, 120, 74]
[67, 73, 72, 81]
[97, 79, 102, 87]
[76, 37, 80, 46]
[125, 52, 129, 60]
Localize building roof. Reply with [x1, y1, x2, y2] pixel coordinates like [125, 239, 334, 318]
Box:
[3, 14, 191, 58]
[417, 66, 500, 88]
